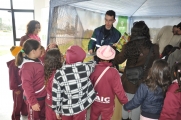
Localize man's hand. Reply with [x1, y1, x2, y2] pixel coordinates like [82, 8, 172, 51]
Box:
[32, 103, 40, 111]
[88, 49, 93, 54]
[112, 43, 117, 47]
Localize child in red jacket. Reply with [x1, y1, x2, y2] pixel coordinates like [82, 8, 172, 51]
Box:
[90, 45, 128, 120]
[44, 48, 64, 120]
[52, 45, 96, 120]
[15, 39, 46, 120]
[7, 46, 27, 120]
[159, 62, 181, 120]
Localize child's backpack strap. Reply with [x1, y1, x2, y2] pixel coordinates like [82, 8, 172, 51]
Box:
[94, 66, 110, 88]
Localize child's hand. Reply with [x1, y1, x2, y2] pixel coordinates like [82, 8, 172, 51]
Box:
[128, 110, 131, 112]
[15, 90, 21, 95]
[32, 103, 40, 111]
[56, 114, 61, 120]
[88, 49, 93, 54]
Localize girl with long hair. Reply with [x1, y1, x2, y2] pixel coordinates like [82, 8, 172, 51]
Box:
[124, 59, 171, 120]
[20, 20, 41, 46]
[113, 21, 160, 120]
[44, 48, 64, 120]
[15, 39, 46, 120]
[159, 62, 181, 119]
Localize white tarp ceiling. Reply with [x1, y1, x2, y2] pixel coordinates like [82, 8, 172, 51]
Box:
[67, 0, 181, 17]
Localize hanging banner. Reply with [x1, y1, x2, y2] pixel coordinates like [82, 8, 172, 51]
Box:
[116, 16, 128, 35]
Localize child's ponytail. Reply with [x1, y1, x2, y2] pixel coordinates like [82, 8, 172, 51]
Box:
[9, 46, 24, 67]
[15, 51, 24, 66]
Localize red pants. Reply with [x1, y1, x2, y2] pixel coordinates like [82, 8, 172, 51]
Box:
[90, 104, 114, 120]
[25, 99, 45, 120]
[12, 90, 27, 120]
[61, 109, 87, 120]
[45, 103, 58, 120]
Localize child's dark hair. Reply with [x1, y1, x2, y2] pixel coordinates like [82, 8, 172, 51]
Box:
[15, 39, 40, 66]
[171, 62, 181, 92]
[161, 45, 173, 57]
[125, 21, 152, 65]
[106, 10, 115, 19]
[144, 59, 171, 95]
[44, 48, 64, 86]
[26, 20, 40, 35]
[177, 22, 181, 29]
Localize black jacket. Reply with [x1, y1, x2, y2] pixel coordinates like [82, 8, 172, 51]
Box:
[88, 25, 121, 51]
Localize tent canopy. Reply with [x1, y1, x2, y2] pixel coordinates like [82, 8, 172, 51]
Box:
[50, 0, 181, 17]
[47, 0, 181, 47]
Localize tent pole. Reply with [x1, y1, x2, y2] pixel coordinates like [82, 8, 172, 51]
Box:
[131, 0, 148, 17]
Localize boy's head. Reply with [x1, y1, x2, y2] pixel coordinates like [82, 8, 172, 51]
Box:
[10, 46, 22, 57]
[96, 45, 115, 61]
[65, 45, 86, 64]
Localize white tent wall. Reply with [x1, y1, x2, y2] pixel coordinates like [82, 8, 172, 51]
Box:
[130, 16, 181, 41]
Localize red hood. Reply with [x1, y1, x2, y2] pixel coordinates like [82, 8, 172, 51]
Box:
[66, 45, 86, 64]
[7, 59, 15, 68]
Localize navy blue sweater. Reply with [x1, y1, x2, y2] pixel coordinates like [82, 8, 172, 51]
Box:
[124, 83, 164, 119]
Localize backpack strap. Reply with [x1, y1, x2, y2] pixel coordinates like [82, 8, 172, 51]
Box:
[143, 45, 153, 71]
[94, 66, 110, 88]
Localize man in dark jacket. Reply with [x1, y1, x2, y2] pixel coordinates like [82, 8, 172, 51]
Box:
[88, 10, 121, 63]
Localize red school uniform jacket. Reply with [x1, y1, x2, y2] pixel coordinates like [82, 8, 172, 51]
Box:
[45, 71, 56, 106]
[90, 62, 128, 107]
[7, 59, 22, 91]
[19, 58, 46, 106]
[159, 82, 181, 120]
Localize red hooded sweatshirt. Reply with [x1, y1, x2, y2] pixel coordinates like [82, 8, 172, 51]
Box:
[7, 59, 22, 91]
[159, 81, 181, 120]
[18, 57, 46, 106]
[90, 62, 128, 108]
[45, 71, 56, 106]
